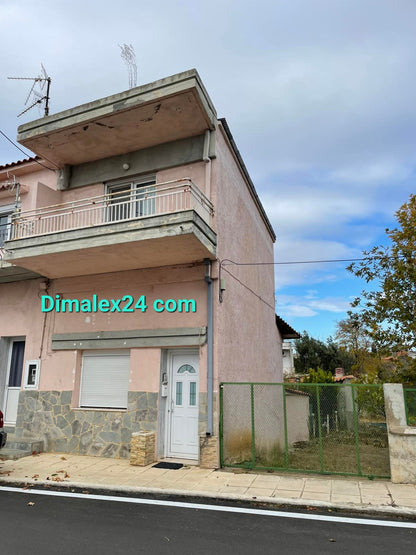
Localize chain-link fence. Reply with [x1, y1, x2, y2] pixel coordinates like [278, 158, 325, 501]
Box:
[219, 382, 390, 478]
[404, 388, 416, 426]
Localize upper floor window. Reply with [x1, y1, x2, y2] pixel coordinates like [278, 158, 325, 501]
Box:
[0, 204, 14, 247]
[106, 175, 156, 223]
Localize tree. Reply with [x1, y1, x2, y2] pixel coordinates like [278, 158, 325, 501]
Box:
[335, 314, 372, 353]
[334, 314, 373, 375]
[347, 194, 416, 351]
[294, 332, 354, 375]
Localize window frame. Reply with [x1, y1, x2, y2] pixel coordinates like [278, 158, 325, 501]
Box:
[0, 203, 14, 247]
[105, 175, 156, 222]
[79, 350, 130, 410]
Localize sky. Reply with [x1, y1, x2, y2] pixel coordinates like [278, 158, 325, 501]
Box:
[0, 0, 415, 340]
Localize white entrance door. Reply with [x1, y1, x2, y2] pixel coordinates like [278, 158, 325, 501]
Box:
[167, 350, 199, 460]
[4, 340, 25, 425]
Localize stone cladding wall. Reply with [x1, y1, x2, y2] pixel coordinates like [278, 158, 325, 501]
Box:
[14, 390, 158, 459]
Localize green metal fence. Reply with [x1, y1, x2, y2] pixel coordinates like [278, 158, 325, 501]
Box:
[219, 382, 390, 479]
[404, 388, 416, 426]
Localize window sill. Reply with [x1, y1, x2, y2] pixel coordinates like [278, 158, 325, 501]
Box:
[74, 407, 127, 412]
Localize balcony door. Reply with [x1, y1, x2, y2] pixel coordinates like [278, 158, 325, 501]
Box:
[106, 176, 156, 223]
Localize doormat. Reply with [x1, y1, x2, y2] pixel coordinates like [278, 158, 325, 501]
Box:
[152, 462, 183, 470]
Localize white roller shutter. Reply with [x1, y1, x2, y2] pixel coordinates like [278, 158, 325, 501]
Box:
[80, 351, 130, 409]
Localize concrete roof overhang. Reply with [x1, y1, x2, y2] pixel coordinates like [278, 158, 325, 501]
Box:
[16, 69, 217, 168]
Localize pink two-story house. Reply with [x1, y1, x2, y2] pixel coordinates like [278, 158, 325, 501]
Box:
[0, 69, 282, 466]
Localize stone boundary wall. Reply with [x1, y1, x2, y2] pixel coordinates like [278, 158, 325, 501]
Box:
[14, 390, 158, 459]
[384, 383, 416, 483]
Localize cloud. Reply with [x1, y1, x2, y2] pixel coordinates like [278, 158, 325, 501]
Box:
[277, 293, 351, 319]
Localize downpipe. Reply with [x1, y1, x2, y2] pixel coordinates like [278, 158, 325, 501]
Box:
[204, 258, 214, 436]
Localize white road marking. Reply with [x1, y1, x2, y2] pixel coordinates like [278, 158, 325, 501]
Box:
[0, 485, 415, 528]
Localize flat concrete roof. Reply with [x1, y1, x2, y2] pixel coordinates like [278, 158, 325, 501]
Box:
[17, 69, 217, 168]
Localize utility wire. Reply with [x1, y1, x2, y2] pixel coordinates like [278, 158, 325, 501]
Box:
[221, 256, 398, 267]
[221, 265, 276, 311]
[219, 254, 405, 310]
[0, 129, 58, 172]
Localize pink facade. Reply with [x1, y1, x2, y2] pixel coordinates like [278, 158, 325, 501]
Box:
[0, 69, 283, 464]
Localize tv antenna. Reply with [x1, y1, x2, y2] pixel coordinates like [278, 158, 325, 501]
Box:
[119, 44, 137, 89]
[8, 64, 51, 117]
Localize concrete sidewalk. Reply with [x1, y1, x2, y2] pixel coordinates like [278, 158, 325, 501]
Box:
[0, 453, 415, 517]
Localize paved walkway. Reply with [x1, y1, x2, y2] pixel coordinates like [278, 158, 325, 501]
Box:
[1, 453, 415, 516]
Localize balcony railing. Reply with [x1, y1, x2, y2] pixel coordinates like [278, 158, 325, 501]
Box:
[9, 179, 214, 241]
[0, 223, 11, 260]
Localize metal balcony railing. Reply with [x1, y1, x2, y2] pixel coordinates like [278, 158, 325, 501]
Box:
[8, 179, 214, 241]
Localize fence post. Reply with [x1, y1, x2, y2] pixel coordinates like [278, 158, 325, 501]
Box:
[315, 384, 324, 472]
[383, 383, 416, 483]
[282, 384, 289, 469]
[219, 383, 224, 468]
[250, 384, 256, 467]
[351, 384, 362, 476]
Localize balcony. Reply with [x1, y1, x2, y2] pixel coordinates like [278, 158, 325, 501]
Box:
[3, 179, 216, 278]
[1, 221, 42, 283]
[17, 69, 216, 168]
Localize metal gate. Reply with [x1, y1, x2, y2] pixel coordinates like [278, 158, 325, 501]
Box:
[219, 382, 390, 478]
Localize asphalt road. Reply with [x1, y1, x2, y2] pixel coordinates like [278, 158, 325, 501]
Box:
[0, 488, 414, 554]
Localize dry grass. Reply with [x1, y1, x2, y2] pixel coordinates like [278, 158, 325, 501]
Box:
[223, 428, 391, 477]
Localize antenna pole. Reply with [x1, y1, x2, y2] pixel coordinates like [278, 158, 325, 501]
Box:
[8, 65, 52, 118]
[44, 77, 51, 116]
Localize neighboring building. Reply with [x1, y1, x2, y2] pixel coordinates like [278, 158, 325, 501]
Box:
[275, 315, 299, 377]
[282, 343, 296, 376]
[0, 69, 283, 466]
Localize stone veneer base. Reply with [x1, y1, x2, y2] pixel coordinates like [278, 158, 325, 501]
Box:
[14, 390, 158, 459]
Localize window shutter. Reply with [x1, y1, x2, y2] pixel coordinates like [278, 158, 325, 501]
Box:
[80, 352, 130, 409]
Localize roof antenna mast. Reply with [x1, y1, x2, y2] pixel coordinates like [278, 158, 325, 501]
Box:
[8, 64, 51, 117]
[119, 43, 137, 89]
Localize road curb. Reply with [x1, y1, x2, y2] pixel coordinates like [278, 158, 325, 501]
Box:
[1, 476, 415, 519]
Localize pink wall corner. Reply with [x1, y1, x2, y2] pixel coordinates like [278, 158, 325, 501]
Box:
[212, 126, 282, 386]
[35, 182, 62, 209]
[157, 162, 206, 194]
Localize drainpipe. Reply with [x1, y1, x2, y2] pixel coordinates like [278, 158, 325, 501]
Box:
[203, 130, 212, 201]
[204, 258, 214, 436]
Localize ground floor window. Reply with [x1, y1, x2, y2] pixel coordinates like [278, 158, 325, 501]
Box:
[80, 350, 130, 409]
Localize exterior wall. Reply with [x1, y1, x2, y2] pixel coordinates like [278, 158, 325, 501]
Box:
[0, 167, 58, 213]
[212, 125, 280, 385]
[0, 263, 209, 458]
[1, 82, 281, 463]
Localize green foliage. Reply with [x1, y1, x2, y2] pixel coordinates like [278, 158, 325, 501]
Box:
[404, 388, 416, 426]
[356, 385, 386, 419]
[347, 194, 416, 351]
[294, 332, 354, 375]
[302, 367, 334, 383]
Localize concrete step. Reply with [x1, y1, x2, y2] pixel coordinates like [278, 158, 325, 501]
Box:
[4, 435, 44, 455]
[0, 448, 32, 460]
